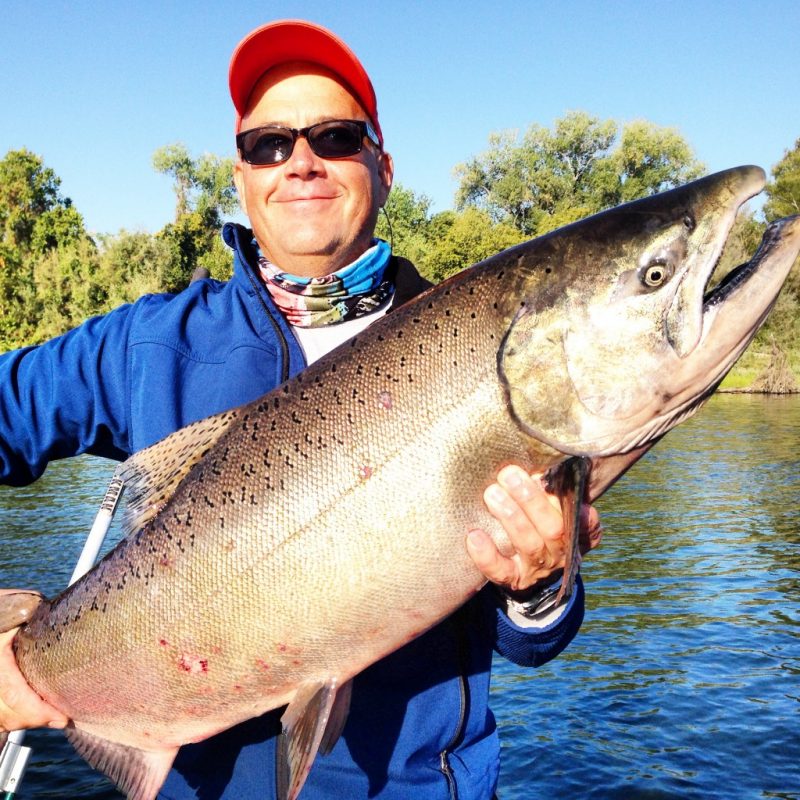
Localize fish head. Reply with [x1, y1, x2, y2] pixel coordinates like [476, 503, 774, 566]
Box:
[499, 165, 800, 460]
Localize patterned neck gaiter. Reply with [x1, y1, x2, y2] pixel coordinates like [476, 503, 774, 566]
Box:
[257, 239, 394, 327]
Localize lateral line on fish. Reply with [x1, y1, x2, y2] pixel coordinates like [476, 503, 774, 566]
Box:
[35, 367, 505, 685]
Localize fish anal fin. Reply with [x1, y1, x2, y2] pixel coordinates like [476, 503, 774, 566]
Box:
[319, 678, 352, 756]
[0, 591, 44, 633]
[64, 725, 177, 800]
[117, 407, 240, 535]
[277, 678, 345, 800]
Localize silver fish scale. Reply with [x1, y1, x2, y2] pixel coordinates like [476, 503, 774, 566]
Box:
[14, 262, 540, 749]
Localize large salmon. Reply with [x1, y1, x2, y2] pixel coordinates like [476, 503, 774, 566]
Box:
[2, 167, 799, 800]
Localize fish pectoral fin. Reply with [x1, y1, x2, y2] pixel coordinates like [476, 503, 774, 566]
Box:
[0, 590, 44, 632]
[277, 677, 348, 800]
[117, 406, 240, 535]
[547, 456, 591, 603]
[64, 725, 177, 800]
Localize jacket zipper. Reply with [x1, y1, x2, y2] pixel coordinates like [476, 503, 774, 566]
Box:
[240, 240, 293, 383]
[439, 609, 470, 800]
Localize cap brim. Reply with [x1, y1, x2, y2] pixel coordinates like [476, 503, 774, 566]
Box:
[229, 19, 381, 142]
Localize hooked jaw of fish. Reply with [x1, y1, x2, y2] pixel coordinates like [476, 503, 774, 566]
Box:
[501, 166, 800, 459]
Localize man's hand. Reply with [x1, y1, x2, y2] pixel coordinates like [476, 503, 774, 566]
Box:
[0, 591, 68, 734]
[466, 465, 602, 593]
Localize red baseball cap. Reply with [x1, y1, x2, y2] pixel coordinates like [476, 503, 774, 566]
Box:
[228, 19, 383, 144]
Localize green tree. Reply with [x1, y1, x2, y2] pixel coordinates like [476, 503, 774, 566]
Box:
[422, 208, 525, 283]
[455, 111, 704, 237]
[94, 230, 174, 307]
[375, 182, 434, 267]
[611, 120, 704, 203]
[0, 149, 63, 251]
[764, 138, 800, 221]
[153, 143, 239, 289]
[0, 149, 96, 349]
[30, 237, 104, 340]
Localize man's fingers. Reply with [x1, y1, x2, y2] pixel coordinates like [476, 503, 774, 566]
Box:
[466, 529, 518, 587]
[579, 505, 603, 554]
[0, 628, 67, 732]
[496, 466, 564, 542]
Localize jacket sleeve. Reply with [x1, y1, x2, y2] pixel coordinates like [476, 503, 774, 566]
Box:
[0, 305, 137, 486]
[478, 576, 585, 667]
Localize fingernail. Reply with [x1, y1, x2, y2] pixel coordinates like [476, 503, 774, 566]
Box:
[467, 530, 486, 548]
[504, 467, 532, 499]
[504, 469, 524, 488]
[48, 720, 66, 729]
[486, 485, 506, 503]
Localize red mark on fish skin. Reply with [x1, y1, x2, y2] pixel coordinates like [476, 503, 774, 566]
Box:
[277, 643, 287, 652]
[179, 654, 209, 675]
[159, 556, 173, 568]
[233, 684, 243, 692]
[377, 390, 393, 410]
[255, 659, 271, 671]
[159, 638, 169, 647]
[358, 465, 373, 480]
[211, 645, 222, 655]
[292, 659, 302, 666]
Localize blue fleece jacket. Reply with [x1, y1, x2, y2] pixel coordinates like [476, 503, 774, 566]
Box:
[0, 223, 584, 799]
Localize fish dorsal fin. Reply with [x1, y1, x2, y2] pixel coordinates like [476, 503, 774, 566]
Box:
[277, 678, 348, 800]
[64, 725, 178, 800]
[116, 407, 240, 534]
[0, 591, 43, 633]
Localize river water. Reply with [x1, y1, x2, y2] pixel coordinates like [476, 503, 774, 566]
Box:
[1, 394, 798, 799]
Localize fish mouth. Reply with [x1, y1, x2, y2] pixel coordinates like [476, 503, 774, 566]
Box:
[704, 215, 799, 311]
[699, 214, 800, 370]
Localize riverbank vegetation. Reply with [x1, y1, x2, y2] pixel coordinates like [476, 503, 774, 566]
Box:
[1, 113, 798, 389]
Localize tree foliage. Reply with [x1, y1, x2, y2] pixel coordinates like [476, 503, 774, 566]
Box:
[377, 182, 524, 282]
[0, 144, 238, 349]
[0, 149, 63, 251]
[455, 111, 704, 236]
[764, 138, 800, 221]
[153, 143, 238, 289]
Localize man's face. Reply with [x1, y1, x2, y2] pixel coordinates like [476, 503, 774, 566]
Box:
[233, 64, 393, 277]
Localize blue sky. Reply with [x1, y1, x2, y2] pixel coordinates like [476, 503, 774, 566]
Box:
[2, 0, 798, 235]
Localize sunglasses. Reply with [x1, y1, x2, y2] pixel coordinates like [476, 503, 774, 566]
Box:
[236, 119, 381, 165]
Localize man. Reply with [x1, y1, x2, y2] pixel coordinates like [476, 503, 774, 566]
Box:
[0, 20, 600, 799]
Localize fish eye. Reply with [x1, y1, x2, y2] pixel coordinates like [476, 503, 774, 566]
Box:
[682, 213, 695, 232]
[639, 259, 672, 289]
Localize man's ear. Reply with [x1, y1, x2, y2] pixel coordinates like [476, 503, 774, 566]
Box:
[377, 151, 394, 207]
[232, 160, 249, 216]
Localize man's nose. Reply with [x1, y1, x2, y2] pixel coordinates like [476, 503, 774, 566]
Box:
[284, 135, 324, 177]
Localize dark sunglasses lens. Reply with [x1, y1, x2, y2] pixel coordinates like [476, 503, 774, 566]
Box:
[308, 122, 364, 158]
[242, 129, 294, 164]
